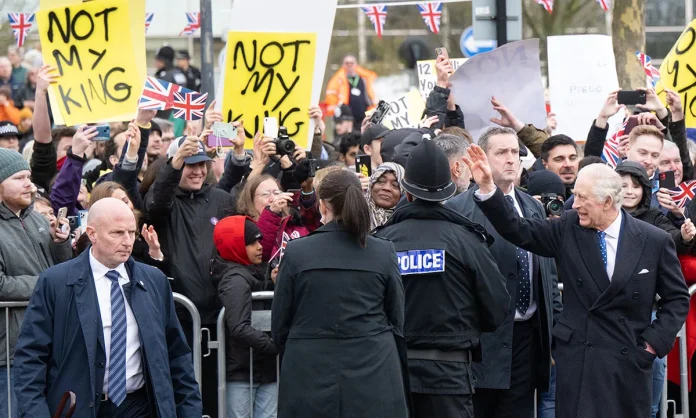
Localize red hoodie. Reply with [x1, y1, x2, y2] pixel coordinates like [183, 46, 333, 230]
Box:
[213, 215, 253, 266]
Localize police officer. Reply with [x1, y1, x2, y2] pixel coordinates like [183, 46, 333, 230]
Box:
[153, 46, 187, 119]
[176, 50, 202, 92]
[374, 137, 510, 418]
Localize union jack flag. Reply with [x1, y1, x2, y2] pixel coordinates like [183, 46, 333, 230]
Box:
[636, 51, 661, 87]
[417, 2, 442, 34]
[172, 91, 208, 120]
[601, 119, 627, 168]
[535, 0, 553, 13]
[145, 13, 154, 34]
[668, 181, 696, 209]
[596, 0, 610, 11]
[180, 12, 200, 36]
[8, 13, 35, 48]
[138, 77, 182, 110]
[362, 5, 387, 39]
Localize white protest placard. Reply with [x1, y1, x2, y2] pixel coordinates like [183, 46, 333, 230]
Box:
[548, 35, 622, 142]
[416, 58, 467, 101]
[382, 89, 426, 129]
[449, 39, 546, 142]
[215, 0, 338, 149]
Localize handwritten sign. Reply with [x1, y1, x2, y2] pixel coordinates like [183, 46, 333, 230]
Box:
[449, 39, 546, 142]
[37, 0, 141, 125]
[660, 19, 696, 128]
[221, 31, 316, 150]
[416, 58, 467, 101]
[382, 89, 426, 129]
[548, 35, 623, 142]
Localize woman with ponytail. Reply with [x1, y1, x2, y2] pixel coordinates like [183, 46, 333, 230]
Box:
[271, 169, 409, 418]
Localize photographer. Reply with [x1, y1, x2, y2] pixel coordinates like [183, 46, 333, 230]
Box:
[525, 171, 566, 219]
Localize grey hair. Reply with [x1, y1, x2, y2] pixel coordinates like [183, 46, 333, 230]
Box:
[661, 140, 678, 152]
[579, 163, 623, 210]
[433, 134, 470, 161]
[153, 118, 174, 133]
[688, 140, 696, 165]
[478, 126, 518, 153]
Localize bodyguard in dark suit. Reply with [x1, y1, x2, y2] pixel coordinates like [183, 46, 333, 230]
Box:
[463, 146, 689, 418]
[13, 198, 202, 418]
[447, 127, 562, 418]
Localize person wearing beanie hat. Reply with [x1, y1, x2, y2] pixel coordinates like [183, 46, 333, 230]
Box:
[448, 127, 562, 417]
[146, 119, 164, 165]
[374, 137, 510, 417]
[525, 170, 566, 199]
[333, 104, 355, 138]
[0, 149, 72, 417]
[211, 215, 278, 417]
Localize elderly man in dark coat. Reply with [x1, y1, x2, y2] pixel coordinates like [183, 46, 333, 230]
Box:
[463, 145, 689, 418]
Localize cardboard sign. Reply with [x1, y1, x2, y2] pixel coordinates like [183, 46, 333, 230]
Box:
[416, 58, 467, 101]
[382, 89, 426, 129]
[548, 35, 623, 142]
[221, 31, 317, 150]
[449, 39, 546, 142]
[659, 19, 696, 128]
[37, 0, 144, 125]
[215, 0, 338, 150]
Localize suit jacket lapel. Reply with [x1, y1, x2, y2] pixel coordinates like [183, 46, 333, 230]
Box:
[67, 250, 105, 395]
[573, 224, 610, 296]
[593, 212, 646, 309]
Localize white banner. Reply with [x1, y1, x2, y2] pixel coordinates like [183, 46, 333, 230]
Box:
[416, 58, 467, 101]
[548, 35, 622, 142]
[449, 39, 546, 142]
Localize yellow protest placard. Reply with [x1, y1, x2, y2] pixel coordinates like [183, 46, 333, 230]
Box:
[659, 19, 696, 128]
[222, 31, 317, 150]
[381, 89, 426, 130]
[38, 0, 145, 125]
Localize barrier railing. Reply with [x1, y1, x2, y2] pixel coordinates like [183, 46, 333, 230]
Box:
[207, 291, 275, 418]
[172, 293, 202, 392]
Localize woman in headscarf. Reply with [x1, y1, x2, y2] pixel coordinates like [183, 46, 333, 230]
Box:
[366, 162, 405, 230]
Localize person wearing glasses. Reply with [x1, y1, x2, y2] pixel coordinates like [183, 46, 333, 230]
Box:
[236, 174, 314, 262]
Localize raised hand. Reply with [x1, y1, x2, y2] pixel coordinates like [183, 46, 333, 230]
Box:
[462, 144, 494, 193]
[490, 96, 524, 132]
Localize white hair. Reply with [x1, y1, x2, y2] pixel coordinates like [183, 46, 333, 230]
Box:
[662, 140, 678, 152]
[578, 163, 623, 210]
[688, 140, 696, 166]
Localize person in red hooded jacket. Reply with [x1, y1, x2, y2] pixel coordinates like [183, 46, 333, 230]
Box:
[211, 215, 278, 418]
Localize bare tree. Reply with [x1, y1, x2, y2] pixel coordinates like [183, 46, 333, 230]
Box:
[611, 0, 646, 88]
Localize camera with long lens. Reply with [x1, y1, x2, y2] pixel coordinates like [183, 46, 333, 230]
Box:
[274, 126, 296, 157]
[541, 193, 564, 217]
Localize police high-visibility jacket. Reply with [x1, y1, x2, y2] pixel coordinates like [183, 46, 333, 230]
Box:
[324, 65, 377, 117]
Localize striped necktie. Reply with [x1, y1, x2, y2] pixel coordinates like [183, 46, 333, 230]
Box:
[106, 270, 127, 406]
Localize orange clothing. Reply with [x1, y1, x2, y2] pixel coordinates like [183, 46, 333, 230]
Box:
[325, 65, 377, 116]
[0, 103, 21, 125]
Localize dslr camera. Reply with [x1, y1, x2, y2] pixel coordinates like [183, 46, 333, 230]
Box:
[274, 126, 296, 157]
[541, 193, 564, 217]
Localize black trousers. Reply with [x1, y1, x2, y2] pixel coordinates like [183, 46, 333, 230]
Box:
[473, 317, 540, 418]
[97, 388, 150, 418]
[181, 320, 218, 418]
[412, 393, 474, 418]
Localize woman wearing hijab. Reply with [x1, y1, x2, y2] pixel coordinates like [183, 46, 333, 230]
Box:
[366, 162, 405, 230]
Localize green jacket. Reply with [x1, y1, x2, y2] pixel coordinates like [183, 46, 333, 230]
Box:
[0, 202, 72, 367]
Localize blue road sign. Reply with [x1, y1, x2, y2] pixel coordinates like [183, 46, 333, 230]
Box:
[460, 26, 497, 58]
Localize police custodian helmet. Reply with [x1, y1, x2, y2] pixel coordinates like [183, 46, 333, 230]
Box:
[401, 136, 456, 202]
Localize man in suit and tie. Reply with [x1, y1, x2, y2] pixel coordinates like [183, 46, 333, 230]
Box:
[447, 127, 562, 418]
[13, 198, 202, 418]
[463, 145, 689, 418]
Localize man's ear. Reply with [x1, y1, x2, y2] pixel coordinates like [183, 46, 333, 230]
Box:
[109, 155, 119, 167]
[406, 192, 414, 202]
[363, 144, 372, 156]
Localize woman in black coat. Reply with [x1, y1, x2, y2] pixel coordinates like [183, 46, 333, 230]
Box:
[271, 170, 409, 418]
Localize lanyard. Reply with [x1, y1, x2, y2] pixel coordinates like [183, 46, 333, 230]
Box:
[348, 75, 360, 88]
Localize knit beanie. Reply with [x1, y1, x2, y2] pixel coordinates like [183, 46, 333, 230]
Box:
[0, 148, 30, 184]
[244, 219, 262, 245]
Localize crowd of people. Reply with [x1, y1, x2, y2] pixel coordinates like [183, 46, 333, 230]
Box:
[0, 38, 693, 418]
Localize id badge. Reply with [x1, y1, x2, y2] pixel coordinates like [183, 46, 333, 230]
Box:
[351, 87, 361, 97]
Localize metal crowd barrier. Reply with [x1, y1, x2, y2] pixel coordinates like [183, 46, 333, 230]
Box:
[172, 292, 202, 392]
[207, 291, 276, 418]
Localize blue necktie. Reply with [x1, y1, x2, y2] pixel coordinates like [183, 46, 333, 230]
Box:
[106, 270, 127, 406]
[597, 231, 608, 271]
[505, 196, 531, 315]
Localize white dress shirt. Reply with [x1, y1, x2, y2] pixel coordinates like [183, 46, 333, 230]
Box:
[89, 250, 144, 394]
[600, 211, 622, 281]
[477, 187, 537, 321]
